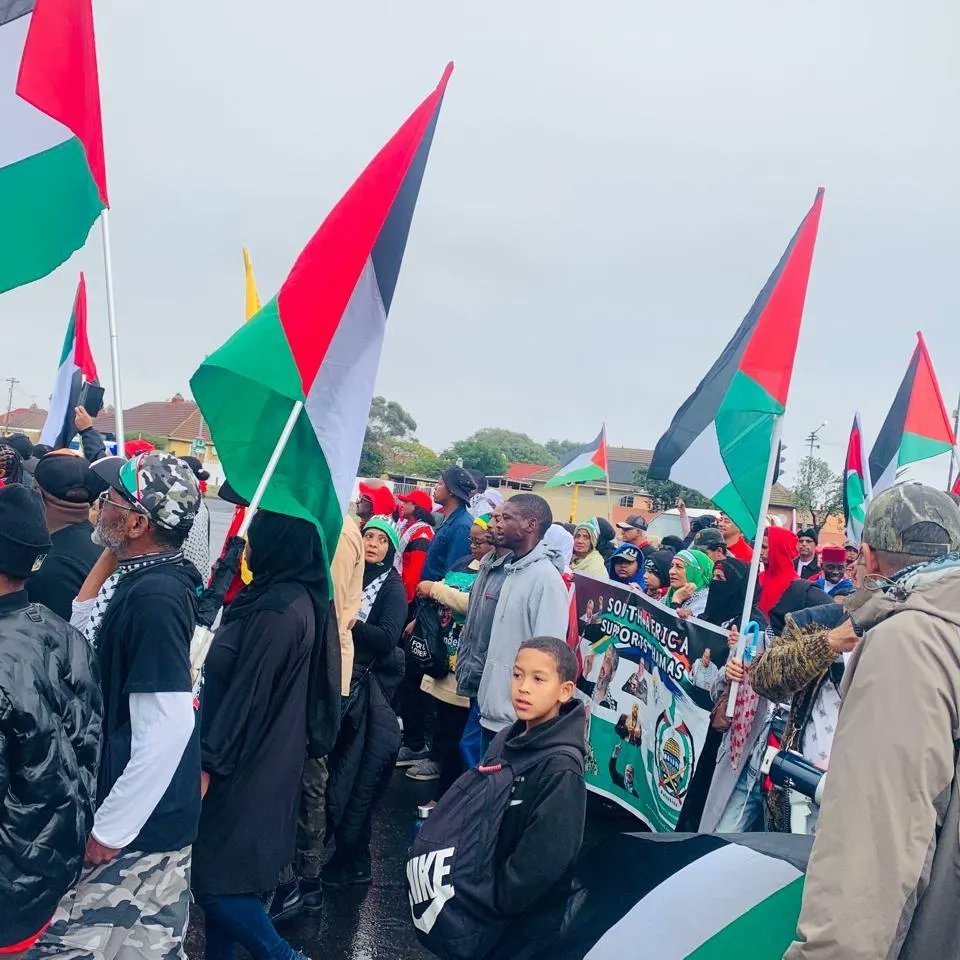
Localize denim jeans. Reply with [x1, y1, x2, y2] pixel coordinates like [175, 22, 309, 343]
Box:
[714, 765, 766, 833]
[194, 892, 297, 960]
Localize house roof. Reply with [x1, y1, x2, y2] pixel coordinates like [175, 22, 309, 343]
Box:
[504, 462, 552, 481]
[94, 395, 211, 442]
[0, 405, 48, 432]
[769, 482, 796, 508]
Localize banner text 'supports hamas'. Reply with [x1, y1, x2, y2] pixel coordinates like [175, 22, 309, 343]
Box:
[573, 573, 730, 830]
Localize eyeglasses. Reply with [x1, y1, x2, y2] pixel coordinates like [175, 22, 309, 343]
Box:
[97, 490, 147, 516]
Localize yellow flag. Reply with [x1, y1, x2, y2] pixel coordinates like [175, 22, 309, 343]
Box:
[242, 247, 261, 322]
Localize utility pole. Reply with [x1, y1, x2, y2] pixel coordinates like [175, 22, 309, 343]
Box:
[3, 378, 18, 437]
[948, 393, 960, 492]
[801, 421, 827, 526]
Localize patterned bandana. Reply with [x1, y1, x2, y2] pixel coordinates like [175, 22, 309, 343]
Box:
[83, 551, 184, 647]
[356, 570, 390, 623]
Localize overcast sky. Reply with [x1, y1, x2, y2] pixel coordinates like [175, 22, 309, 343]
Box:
[3, 0, 958, 487]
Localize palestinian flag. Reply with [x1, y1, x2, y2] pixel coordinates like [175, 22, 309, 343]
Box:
[191, 65, 453, 568]
[40, 272, 98, 448]
[843, 411, 872, 545]
[649, 190, 825, 540]
[868, 332, 955, 494]
[545, 426, 608, 487]
[503, 833, 809, 960]
[0, 0, 108, 294]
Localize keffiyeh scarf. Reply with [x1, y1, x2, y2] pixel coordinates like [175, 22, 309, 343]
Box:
[356, 570, 390, 624]
[83, 551, 184, 647]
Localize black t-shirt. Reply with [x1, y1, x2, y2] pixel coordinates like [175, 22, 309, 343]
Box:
[27, 521, 102, 621]
[96, 560, 202, 853]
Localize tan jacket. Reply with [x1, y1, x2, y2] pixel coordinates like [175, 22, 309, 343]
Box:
[786, 567, 960, 960]
[331, 520, 363, 696]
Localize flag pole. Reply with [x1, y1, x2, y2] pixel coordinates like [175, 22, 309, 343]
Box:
[100, 210, 125, 447]
[603, 423, 613, 522]
[569, 482, 580, 524]
[726, 415, 784, 718]
[190, 399, 304, 680]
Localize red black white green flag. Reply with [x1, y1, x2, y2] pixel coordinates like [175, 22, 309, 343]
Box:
[191, 65, 453, 566]
[868, 332, 955, 494]
[648, 190, 825, 540]
[545, 426, 608, 487]
[0, 0, 108, 293]
[843, 411, 872, 545]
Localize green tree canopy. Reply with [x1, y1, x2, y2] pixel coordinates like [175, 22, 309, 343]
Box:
[544, 438, 583, 463]
[442, 439, 508, 477]
[634, 465, 714, 512]
[792, 455, 842, 530]
[462, 428, 558, 466]
[383, 438, 449, 478]
[367, 396, 417, 441]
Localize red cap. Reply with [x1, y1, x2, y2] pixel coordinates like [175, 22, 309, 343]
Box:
[821, 545, 846, 565]
[398, 489, 433, 512]
[358, 480, 397, 517]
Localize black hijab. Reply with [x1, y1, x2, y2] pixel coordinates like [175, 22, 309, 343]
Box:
[225, 510, 341, 757]
[362, 537, 397, 588]
[703, 556, 767, 630]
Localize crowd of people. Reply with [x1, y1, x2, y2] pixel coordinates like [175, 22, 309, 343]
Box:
[3, 411, 960, 960]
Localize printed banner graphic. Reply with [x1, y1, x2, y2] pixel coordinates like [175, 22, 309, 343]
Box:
[574, 574, 729, 830]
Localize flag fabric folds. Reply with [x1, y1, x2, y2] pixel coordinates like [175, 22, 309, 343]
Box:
[868, 332, 955, 495]
[40, 272, 98, 448]
[545, 427, 608, 487]
[844, 411, 872, 545]
[191, 64, 454, 567]
[0, 0, 107, 293]
[501, 832, 810, 960]
[648, 190, 825, 540]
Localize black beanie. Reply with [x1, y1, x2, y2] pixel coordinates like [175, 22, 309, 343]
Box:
[0, 485, 52, 579]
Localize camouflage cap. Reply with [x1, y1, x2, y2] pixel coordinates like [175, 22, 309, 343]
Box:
[862, 483, 960, 557]
[93, 451, 200, 531]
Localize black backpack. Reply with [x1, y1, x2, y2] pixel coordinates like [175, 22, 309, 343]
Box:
[408, 599, 450, 679]
[406, 735, 583, 960]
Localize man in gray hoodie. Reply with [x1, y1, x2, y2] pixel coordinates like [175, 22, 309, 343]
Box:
[456, 494, 569, 748]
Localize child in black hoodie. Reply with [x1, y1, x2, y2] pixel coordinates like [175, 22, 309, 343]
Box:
[490, 636, 587, 917]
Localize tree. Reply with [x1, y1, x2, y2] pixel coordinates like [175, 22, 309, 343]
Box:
[367, 396, 416, 441]
[634, 465, 713, 512]
[464, 428, 558, 466]
[544, 438, 583, 463]
[442, 439, 507, 478]
[358, 434, 385, 477]
[383, 438, 449, 478]
[792, 455, 843, 530]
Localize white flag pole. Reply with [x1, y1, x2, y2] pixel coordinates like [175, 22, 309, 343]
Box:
[726, 415, 784, 718]
[100, 210, 125, 447]
[190, 399, 304, 679]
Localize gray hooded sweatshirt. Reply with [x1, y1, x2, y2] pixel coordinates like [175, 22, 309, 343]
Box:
[456, 541, 569, 732]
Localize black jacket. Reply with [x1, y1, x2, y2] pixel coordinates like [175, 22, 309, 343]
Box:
[26, 520, 101, 621]
[0, 592, 102, 947]
[491, 700, 587, 916]
[327, 570, 406, 851]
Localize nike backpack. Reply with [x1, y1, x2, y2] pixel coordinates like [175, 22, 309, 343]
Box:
[406, 739, 583, 960]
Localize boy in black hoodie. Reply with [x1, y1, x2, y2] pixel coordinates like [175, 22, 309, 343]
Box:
[491, 636, 586, 917]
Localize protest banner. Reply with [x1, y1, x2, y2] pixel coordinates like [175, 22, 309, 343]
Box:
[574, 573, 730, 830]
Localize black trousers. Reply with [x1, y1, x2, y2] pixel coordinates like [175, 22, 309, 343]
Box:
[431, 698, 470, 799]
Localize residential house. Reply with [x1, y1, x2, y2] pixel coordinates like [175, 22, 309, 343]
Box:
[94, 394, 224, 484]
[0, 405, 48, 441]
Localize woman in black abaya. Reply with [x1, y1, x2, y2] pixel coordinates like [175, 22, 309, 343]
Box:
[191, 511, 337, 960]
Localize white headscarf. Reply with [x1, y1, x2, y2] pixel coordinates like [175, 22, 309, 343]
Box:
[542, 523, 574, 574]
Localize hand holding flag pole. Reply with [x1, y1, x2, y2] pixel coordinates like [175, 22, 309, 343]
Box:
[725, 416, 783, 718]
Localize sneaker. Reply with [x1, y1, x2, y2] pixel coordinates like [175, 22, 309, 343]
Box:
[406, 758, 441, 781]
[268, 879, 301, 923]
[300, 877, 324, 915]
[395, 745, 429, 767]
